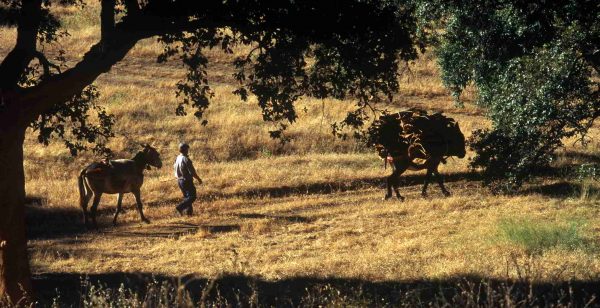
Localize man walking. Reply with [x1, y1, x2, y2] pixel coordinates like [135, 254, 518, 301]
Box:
[174, 143, 202, 216]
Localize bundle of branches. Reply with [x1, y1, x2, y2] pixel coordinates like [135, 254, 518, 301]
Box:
[367, 109, 465, 159]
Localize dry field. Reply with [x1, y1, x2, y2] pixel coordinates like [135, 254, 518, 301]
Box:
[3, 2, 600, 306]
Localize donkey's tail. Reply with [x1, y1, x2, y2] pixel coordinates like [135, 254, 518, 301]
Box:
[78, 168, 88, 208]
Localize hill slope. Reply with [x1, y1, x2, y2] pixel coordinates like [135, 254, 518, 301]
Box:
[2, 1, 600, 305]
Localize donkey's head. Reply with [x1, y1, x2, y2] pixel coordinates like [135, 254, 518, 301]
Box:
[141, 144, 163, 169]
[448, 123, 466, 158]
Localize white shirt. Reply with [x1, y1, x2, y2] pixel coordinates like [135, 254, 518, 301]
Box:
[174, 154, 196, 180]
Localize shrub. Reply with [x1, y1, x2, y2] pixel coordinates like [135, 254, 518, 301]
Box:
[496, 218, 591, 254]
[426, 0, 600, 191]
[575, 163, 600, 200]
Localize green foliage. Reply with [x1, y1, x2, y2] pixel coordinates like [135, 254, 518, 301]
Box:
[29, 85, 115, 156]
[576, 163, 600, 182]
[4, 0, 112, 157]
[156, 0, 419, 140]
[575, 163, 600, 200]
[4, 0, 420, 157]
[497, 218, 591, 254]
[468, 46, 596, 191]
[424, 0, 600, 190]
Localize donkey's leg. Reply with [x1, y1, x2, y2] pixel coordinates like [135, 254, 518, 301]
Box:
[90, 193, 102, 229]
[113, 193, 124, 226]
[433, 169, 451, 197]
[392, 176, 406, 202]
[385, 171, 405, 200]
[384, 173, 395, 200]
[80, 191, 92, 227]
[132, 190, 150, 224]
[117, 195, 126, 214]
[422, 168, 433, 197]
[390, 160, 409, 201]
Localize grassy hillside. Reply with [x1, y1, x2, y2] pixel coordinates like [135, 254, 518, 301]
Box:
[2, 1, 600, 306]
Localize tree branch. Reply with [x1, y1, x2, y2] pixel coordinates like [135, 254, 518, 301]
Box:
[15, 29, 141, 127]
[123, 0, 140, 16]
[5, 9, 261, 127]
[32, 51, 61, 78]
[101, 0, 116, 48]
[2, 12, 231, 127]
[0, 0, 43, 88]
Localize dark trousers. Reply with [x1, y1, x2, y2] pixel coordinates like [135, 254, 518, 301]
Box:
[177, 178, 196, 214]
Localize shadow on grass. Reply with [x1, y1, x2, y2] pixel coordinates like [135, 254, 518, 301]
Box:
[32, 272, 600, 307]
[521, 181, 600, 199]
[24, 195, 46, 206]
[525, 151, 600, 180]
[26, 205, 88, 240]
[26, 171, 478, 239]
[25, 205, 242, 240]
[29, 165, 594, 241]
[25, 204, 153, 240]
[559, 151, 600, 164]
[237, 213, 315, 223]
[203, 170, 481, 200]
[98, 223, 240, 239]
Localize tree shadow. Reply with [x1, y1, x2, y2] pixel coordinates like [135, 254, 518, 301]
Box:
[524, 151, 600, 179]
[32, 272, 600, 307]
[25, 195, 46, 206]
[237, 213, 315, 223]
[141, 171, 480, 206]
[26, 170, 478, 240]
[204, 170, 480, 200]
[26, 205, 88, 240]
[202, 224, 241, 233]
[521, 181, 600, 199]
[26, 204, 243, 241]
[559, 151, 600, 164]
[98, 222, 240, 239]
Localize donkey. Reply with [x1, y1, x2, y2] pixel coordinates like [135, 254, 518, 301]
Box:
[78, 144, 162, 228]
[378, 142, 465, 201]
[369, 111, 466, 201]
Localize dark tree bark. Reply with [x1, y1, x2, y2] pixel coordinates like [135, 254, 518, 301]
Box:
[0, 0, 44, 303]
[0, 123, 31, 304]
[0, 8, 141, 304]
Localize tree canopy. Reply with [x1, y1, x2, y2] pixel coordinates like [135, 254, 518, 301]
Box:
[419, 0, 600, 191]
[0, 0, 420, 152]
[0, 0, 420, 302]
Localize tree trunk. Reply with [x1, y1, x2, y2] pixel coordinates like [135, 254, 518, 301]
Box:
[0, 125, 32, 305]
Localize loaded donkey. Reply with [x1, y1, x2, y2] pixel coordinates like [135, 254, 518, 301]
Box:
[368, 109, 466, 201]
[78, 144, 162, 227]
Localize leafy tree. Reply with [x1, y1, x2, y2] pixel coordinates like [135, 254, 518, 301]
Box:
[419, 0, 600, 191]
[0, 0, 419, 302]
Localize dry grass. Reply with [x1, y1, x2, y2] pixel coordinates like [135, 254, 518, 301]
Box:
[29, 188, 600, 281]
[3, 1, 600, 305]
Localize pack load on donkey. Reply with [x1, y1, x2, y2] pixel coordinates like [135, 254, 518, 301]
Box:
[366, 109, 466, 200]
[367, 108, 466, 162]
